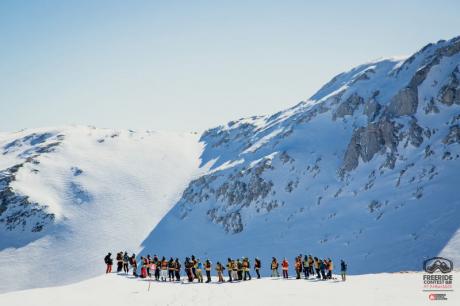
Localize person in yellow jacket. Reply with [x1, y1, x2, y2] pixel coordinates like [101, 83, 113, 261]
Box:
[327, 258, 333, 279]
[243, 257, 252, 281]
[314, 257, 321, 279]
[308, 255, 314, 276]
[226, 258, 233, 282]
[271, 257, 279, 277]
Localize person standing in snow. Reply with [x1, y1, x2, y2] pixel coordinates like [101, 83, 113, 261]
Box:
[254, 257, 261, 279]
[130, 253, 137, 277]
[153, 255, 160, 281]
[231, 260, 238, 282]
[295, 256, 302, 279]
[327, 258, 333, 279]
[320, 259, 327, 280]
[191, 255, 197, 280]
[303, 255, 309, 279]
[116, 252, 123, 273]
[340, 260, 347, 281]
[243, 257, 252, 281]
[271, 257, 279, 277]
[104, 252, 113, 273]
[216, 261, 225, 283]
[196, 259, 204, 283]
[314, 257, 321, 279]
[174, 258, 181, 282]
[226, 258, 233, 282]
[144, 255, 150, 277]
[282, 258, 289, 279]
[141, 256, 148, 278]
[185, 257, 194, 282]
[122, 252, 130, 274]
[204, 259, 212, 283]
[168, 257, 175, 281]
[237, 259, 243, 281]
[308, 255, 314, 276]
[160, 257, 168, 281]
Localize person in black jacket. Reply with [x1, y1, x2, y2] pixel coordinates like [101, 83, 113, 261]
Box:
[116, 252, 123, 273]
[104, 253, 113, 273]
[168, 257, 175, 281]
[254, 257, 261, 279]
[204, 259, 212, 283]
[123, 252, 130, 274]
[130, 253, 138, 277]
[174, 258, 181, 281]
[153, 255, 160, 280]
[340, 260, 347, 281]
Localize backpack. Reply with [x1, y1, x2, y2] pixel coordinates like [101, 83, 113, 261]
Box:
[129, 257, 134, 265]
[104, 256, 109, 264]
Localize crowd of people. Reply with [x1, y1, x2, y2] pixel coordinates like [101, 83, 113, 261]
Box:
[104, 252, 348, 283]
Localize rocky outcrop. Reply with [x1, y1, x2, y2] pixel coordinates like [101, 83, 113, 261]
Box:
[0, 164, 55, 232]
[443, 125, 460, 145]
[408, 119, 424, 147]
[439, 68, 460, 106]
[364, 98, 381, 122]
[333, 94, 364, 120]
[387, 87, 418, 117]
[342, 118, 398, 172]
[179, 158, 275, 233]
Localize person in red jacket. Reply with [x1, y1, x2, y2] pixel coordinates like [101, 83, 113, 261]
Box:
[282, 258, 289, 279]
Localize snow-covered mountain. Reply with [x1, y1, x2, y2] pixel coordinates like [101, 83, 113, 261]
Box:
[1, 36, 460, 293]
[0, 126, 203, 292]
[141, 36, 460, 274]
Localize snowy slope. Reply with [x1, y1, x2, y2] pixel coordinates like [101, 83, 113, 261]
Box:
[1, 36, 460, 295]
[1, 272, 458, 306]
[0, 126, 203, 293]
[141, 37, 460, 274]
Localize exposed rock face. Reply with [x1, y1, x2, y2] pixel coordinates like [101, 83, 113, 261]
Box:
[387, 87, 418, 117]
[439, 69, 460, 106]
[364, 98, 381, 122]
[342, 118, 397, 172]
[443, 125, 460, 144]
[409, 120, 424, 147]
[333, 94, 364, 120]
[0, 164, 55, 232]
[179, 158, 275, 233]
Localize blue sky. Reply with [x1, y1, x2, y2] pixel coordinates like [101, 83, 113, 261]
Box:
[1, 0, 459, 132]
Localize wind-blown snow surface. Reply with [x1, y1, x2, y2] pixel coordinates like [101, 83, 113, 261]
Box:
[0, 126, 203, 293]
[1, 272, 458, 306]
[141, 37, 460, 274]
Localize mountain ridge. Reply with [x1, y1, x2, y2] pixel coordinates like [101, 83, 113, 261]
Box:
[0, 36, 459, 292]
